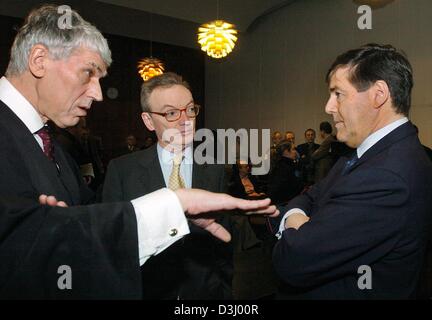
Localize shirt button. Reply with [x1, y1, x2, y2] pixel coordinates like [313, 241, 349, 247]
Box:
[169, 228, 178, 237]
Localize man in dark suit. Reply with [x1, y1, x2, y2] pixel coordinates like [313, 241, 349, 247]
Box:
[103, 72, 234, 299]
[296, 129, 320, 186]
[116, 134, 142, 157]
[268, 140, 304, 205]
[311, 121, 337, 183]
[0, 4, 278, 299]
[272, 44, 432, 299]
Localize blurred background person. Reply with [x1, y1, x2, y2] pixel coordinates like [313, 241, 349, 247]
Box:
[229, 159, 266, 199]
[312, 121, 336, 183]
[125, 134, 141, 154]
[296, 128, 320, 186]
[55, 118, 105, 192]
[268, 140, 304, 205]
[270, 131, 283, 156]
[79, 122, 105, 192]
[285, 131, 295, 144]
[142, 136, 155, 149]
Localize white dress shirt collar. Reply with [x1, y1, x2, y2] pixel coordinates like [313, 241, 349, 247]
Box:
[157, 142, 194, 188]
[277, 116, 410, 238]
[157, 143, 194, 166]
[0, 76, 44, 134]
[356, 117, 409, 158]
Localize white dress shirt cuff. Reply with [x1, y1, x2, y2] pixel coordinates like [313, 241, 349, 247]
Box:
[276, 208, 307, 239]
[131, 188, 190, 266]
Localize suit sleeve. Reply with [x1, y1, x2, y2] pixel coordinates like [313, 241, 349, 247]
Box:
[273, 168, 409, 288]
[1, 188, 191, 299]
[0, 196, 141, 299]
[269, 179, 322, 231]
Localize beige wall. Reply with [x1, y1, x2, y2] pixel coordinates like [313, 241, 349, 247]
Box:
[205, 0, 432, 147]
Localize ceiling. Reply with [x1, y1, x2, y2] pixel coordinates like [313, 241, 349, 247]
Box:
[96, 0, 293, 31]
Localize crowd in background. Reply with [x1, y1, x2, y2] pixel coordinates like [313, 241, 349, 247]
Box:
[228, 121, 354, 206]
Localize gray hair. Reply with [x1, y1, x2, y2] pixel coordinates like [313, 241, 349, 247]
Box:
[140, 72, 191, 112]
[5, 4, 112, 77]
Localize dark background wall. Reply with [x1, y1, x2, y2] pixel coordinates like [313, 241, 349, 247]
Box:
[0, 0, 199, 49]
[0, 11, 205, 163]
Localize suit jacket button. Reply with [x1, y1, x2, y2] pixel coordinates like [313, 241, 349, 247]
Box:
[169, 228, 178, 237]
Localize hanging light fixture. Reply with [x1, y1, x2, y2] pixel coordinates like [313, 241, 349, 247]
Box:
[137, 57, 165, 81]
[197, 0, 238, 59]
[198, 20, 238, 59]
[137, 9, 165, 81]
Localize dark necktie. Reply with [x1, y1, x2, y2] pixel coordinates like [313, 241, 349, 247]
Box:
[342, 152, 359, 175]
[36, 126, 54, 161]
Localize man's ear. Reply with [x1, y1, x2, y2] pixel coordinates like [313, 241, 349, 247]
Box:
[372, 80, 390, 109]
[141, 112, 155, 131]
[28, 44, 49, 78]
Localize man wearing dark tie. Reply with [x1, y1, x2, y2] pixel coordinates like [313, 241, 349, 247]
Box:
[0, 4, 278, 299]
[272, 44, 432, 299]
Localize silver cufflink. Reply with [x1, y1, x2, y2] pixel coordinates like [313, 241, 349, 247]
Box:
[169, 228, 178, 237]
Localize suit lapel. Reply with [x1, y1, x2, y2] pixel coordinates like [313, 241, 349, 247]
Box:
[349, 121, 415, 174]
[52, 140, 82, 205]
[313, 122, 416, 216]
[138, 145, 166, 192]
[0, 102, 74, 203]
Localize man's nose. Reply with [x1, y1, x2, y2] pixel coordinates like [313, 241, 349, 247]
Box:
[88, 78, 103, 102]
[325, 96, 336, 115]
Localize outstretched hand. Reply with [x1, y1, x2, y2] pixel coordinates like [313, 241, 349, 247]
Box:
[175, 189, 279, 242]
[39, 194, 68, 207]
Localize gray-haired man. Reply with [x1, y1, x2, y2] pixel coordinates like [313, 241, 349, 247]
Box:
[0, 4, 277, 299]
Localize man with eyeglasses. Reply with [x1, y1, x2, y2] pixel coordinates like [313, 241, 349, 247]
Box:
[0, 6, 278, 299]
[103, 72, 234, 299]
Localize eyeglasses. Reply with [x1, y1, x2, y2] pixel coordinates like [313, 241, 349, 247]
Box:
[147, 104, 201, 122]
